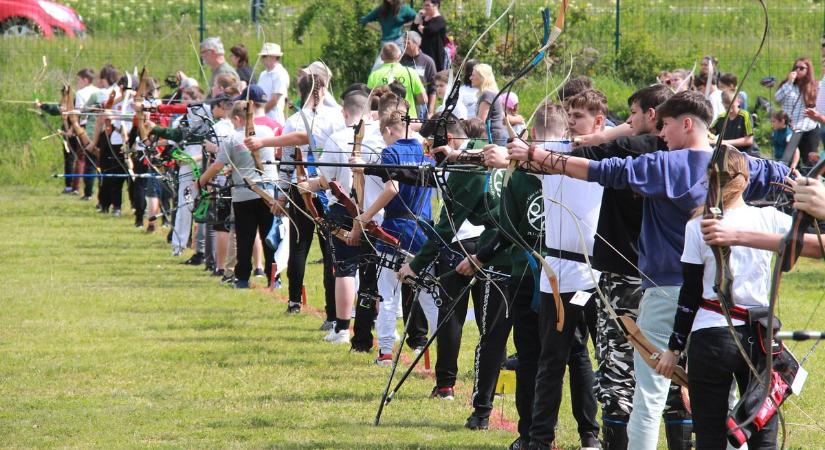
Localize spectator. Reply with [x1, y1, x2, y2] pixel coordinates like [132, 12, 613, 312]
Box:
[470, 63, 506, 144]
[693, 73, 724, 123]
[770, 110, 792, 160]
[710, 90, 755, 154]
[432, 69, 468, 119]
[667, 69, 692, 92]
[256, 43, 289, 126]
[776, 57, 819, 168]
[459, 59, 480, 117]
[360, 0, 418, 71]
[719, 72, 748, 111]
[229, 44, 253, 86]
[367, 42, 427, 118]
[400, 31, 437, 118]
[501, 92, 525, 136]
[200, 37, 239, 96]
[413, 0, 449, 71]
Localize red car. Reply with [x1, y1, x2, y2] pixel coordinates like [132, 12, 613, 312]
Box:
[0, 0, 85, 37]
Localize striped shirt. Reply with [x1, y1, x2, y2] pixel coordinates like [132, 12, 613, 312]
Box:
[775, 82, 817, 132]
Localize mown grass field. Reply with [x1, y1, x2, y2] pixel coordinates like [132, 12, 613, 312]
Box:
[1, 185, 825, 449]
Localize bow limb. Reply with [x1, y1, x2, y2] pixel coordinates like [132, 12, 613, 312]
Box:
[351, 119, 367, 211]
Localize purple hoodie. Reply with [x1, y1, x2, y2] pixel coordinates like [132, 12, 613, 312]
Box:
[588, 149, 789, 289]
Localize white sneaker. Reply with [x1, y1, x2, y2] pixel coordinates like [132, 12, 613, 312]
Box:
[324, 329, 350, 344]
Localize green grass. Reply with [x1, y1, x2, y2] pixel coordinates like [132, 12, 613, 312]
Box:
[1, 186, 825, 449]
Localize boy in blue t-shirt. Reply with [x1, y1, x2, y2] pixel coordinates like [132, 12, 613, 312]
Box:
[770, 110, 792, 160]
[352, 106, 435, 365]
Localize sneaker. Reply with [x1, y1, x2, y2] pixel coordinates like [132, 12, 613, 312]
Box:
[509, 438, 529, 450]
[464, 414, 489, 430]
[171, 248, 184, 257]
[134, 220, 143, 228]
[211, 268, 224, 277]
[525, 440, 560, 450]
[429, 386, 455, 400]
[502, 353, 519, 370]
[98, 207, 108, 214]
[62, 187, 73, 194]
[183, 253, 204, 265]
[220, 272, 236, 285]
[412, 346, 426, 356]
[319, 320, 334, 331]
[80, 195, 91, 201]
[324, 329, 350, 344]
[286, 302, 301, 314]
[70, 190, 80, 196]
[234, 280, 250, 289]
[254, 268, 266, 278]
[146, 223, 156, 233]
[350, 345, 372, 353]
[374, 352, 393, 366]
[112, 209, 121, 217]
[204, 263, 215, 272]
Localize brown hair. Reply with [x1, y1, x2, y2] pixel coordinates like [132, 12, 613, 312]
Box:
[230, 44, 249, 67]
[379, 107, 406, 132]
[655, 90, 713, 128]
[434, 69, 450, 85]
[771, 110, 789, 125]
[99, 64, 119, 86]
[215, 73, 239, 91]
[778, 57, 817, 107]
[231, 100, 249, 121]
[694, 145, 749, 217]
[297, 73, 327, 111]
[558, 76, 593, 102]
[76, 68, 95, 82]
[563, 89, 608, 117]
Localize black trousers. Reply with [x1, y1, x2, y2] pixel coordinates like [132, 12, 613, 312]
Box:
[434, 240, 511, 417]
[688, 326, 778, 450]
[286, 187, 335, 318]
[529, 291, 600, 445]
[81, 153, 96, 197]
[400, 282, 430, 349]
[233, 198, 274, 283]
[351, 256, 379, 350]
[129, 176, 147, 222]
[99, 143, 126, 211]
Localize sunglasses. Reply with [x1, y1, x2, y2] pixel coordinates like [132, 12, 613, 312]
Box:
[795, 66, 807, 71]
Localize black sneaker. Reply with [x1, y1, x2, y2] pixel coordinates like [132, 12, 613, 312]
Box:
[204, 263, 215, 272]
[211, 268, 224, 277]
[286, 302, 301, 314]
[429, 386, 455, 400]
[134, 220, 143, 228]
[80, 195, 91, 201]
[183, 253, 204, 265]
[254, 268, 266, 278]
[464, 414, 489, 430]
[509, 438, 529, 450]
[350, 345, 372, 353]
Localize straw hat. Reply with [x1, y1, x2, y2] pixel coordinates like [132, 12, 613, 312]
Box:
[259, 43, 283, 57]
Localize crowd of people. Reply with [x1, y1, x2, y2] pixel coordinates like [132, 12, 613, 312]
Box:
[41, 2, 825, 449]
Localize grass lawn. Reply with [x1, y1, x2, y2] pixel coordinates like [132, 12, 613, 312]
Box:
[1, 185, 824, 449]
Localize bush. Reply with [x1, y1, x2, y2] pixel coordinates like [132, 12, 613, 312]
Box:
[611, 30, 677, 86]
[293, 0, 377, 90]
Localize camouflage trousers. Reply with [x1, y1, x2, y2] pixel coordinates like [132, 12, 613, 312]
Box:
[596, 272, 690, 421]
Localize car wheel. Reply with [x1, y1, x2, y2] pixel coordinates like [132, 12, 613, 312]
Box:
[0, 17, 41, 37]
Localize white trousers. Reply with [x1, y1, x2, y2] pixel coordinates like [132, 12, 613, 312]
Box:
[376, 267, 439, 354]
[172, 171, 195, 252]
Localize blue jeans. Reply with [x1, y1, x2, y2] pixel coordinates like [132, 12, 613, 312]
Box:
[627, 285, 681, 450]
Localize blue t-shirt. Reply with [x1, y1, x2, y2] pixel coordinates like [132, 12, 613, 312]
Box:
[588, 149, 789, 289]
[378, 138, 433, 254]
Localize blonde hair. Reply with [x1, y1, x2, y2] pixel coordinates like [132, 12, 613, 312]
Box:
[533, 101, 568, 137]
[473, 64, 499, 95]
[379, 107, 407, 133]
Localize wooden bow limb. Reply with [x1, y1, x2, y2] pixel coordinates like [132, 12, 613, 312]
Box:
[351, 119, 366, 211]
[618, 315, 688, 387]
